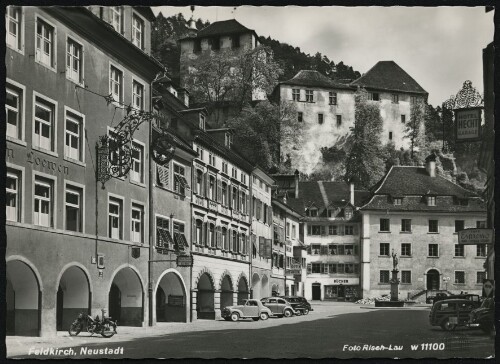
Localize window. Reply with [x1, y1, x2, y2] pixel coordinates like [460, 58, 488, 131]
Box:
[34, 96, 56, 152]
[174, 222, 187, 250]
[371, 93, 380, 101]
[225, 133, 232, 148]
[132, 81, 144, 110]
[297, 112, 303, 122]
[311, 244, 321, 255]
[221, 182, 228, 206]
[477, 244, 487, 257]
[336, 115, 342, 127]
[292, 225, 296, 239]
[231, 35, 240, 49]
[232, 168, 238, 179]
[66, 38, 83, 84]
[345, 245, 354, 255]
[329, 91, 337, 105]
[241, 191, 246, 213]
[401, 219, 412, 232]
[455, 220, 464, 232]
[132, 14, 144, 49]
[199, 114, 206, 130]
[454, 244, 464, 257]
[428, 219, 438, 233]
[65, 185, 83, 232]
[318, 113, 324, 124]
[380, 218, 390, 232]
[477, 272, 486, 284]
[389, 132, 393, 140]
[380, 270, 390, 283]
[344, 207, 353, 220]
[193, 39, 201, 52]
[454, 271, 465, 284]
[6, 84, 23, 140]
[328, 244, 337, 255]
[392, 94, 399, 104]
[240, 173, 246, 184]
[427, 196, 436, 206]
[208, 223, 215, 248]
[156, 217, 173, 249]
[393, 198, 402, 206]
[108, 197, 122, 239]
[232, 187, 239, 210]
[222, 162, 228, 174]
[401, 115, 406, 123]
[380, 243, 390, 256]
[111, 6, 123, 33]
[428, 244, 439, 257]
[34, 177, 53, 227]
[65, 110, 83, 161]
[209, 175, 216, 200]
[286, 222, 290, 238]
[36, 17, 55, 68]
[156, 164, 170, 188]
[311, 263, 321, 274]
[329, 225, 337, 235]
[476, 221, 486, 228]
[345, 225, 354, 235]
[311, 225, 321, 235]
[173, 164, 188, 195]
[6, 6, 23, 51]
[109, 65, 123, 102]
[195, 220, 203, 245]
[232, 230, 238, 252]
[305, 90, 314, 102]
[401, 271, 411, 284]
[401, 243, 411, 256]
[6, 170, 21, 222]
[292, 89, 300, 101]
[309, 208, 318, 217]
[131, 142, 144, 183]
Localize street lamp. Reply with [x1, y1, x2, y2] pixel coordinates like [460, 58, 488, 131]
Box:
[443, 277, 450, 291]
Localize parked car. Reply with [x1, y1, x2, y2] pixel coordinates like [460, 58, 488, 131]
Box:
[260, 297, 295, 317]
[469, 297, 495, 334]
[426, 292, 449, 304]
[429, 298, 477, 331]
[221, 299, 272, 322]
[432, 293, 481, 305]
[281, 296, 313, 315]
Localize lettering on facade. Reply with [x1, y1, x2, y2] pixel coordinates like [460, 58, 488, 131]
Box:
[458, 228, 494, 245]
[26, 151, 69, 175]
[455, 108, 482, 141]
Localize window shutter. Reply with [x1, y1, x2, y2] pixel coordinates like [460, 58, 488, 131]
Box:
[322, 263, 329, 274]
[237, 233, 241, 253]
[259, 236, 264, 257]
[156, 165, 163, 186]
[320, 225, 326, 236]
[320, 245, 328, 255]
[216, 226, 222, 249]
[354, 245, 359, 255]
[204, 172, 209, 197]
[246, 195, 250, 215]
[192, 219, 197, 245]
[306, 263, 312, 274]
[338, 225, 345, 236]
[228, 186, 232, 209]
[217, 179, 222, 203]
[228, 228, 233, 252]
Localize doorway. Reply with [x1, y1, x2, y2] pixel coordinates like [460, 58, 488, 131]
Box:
[312, 283, 321, 300]
[427, 269, 440, 290]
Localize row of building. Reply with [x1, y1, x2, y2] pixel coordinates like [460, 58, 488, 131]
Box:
[5, 6, 487, 338]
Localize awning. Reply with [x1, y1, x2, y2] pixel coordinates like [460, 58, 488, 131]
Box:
[174, 232, 189, 249]
[157, 228, 174, 248]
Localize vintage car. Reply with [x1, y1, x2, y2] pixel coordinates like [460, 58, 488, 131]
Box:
[469, 297, 495, 334]
[221, 299, 272, 322]
[260, 297, 295, 318]
[281, 296, 312, 315]
[429, 298, 477, 331]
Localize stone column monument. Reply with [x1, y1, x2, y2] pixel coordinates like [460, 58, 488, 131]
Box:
[390, 249, 400, 302]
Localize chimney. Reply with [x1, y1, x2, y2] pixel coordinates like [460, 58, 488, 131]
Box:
[350, 181, 355, 205]
[425, 153, 437, 178]
[294, 170, 300, 198]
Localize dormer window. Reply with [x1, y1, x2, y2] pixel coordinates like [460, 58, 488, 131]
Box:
[344, 207, 353, 220]
[394, 198, 402, 206]
[199, 114, 205, 130]
[327, 209, 335, 218]
[308, 208, 318, 217]
[225, 132, 232, 148]
[427, 196, 436, 206]
[111, 6, 123, 34]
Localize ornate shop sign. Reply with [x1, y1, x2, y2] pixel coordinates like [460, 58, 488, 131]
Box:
[458, 228, 494, 245]
[455, 108, 482, 142]
[176, 254, 194, 267]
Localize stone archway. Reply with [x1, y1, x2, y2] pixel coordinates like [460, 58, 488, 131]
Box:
[261, 275, 269, 299]
[6, 260, 41, 336]
[109, 267, 144, 326]
[237, 275, 249, 305]
[252, 273, 261, 300]
[56, 266, 91, 331]
[197, 272, 215, 320]
[156, 270, 187, 323]
[426, 269, 440, 290]
[220, 274, 234, 310]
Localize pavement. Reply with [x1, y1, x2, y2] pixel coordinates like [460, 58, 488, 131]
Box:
[6, 302, 495, 359]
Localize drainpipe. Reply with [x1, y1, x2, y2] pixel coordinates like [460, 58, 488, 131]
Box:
[148, 79, 155, 327]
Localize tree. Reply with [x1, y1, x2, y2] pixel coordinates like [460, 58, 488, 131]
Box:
[182, 46, 283, 124]
[424, 104, 443, 142]
[344, 89, 386, 189]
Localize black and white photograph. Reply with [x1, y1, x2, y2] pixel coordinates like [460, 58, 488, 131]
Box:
[4, 3, 496, 359]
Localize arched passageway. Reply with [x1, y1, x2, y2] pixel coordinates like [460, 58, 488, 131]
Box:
[197, 273, 215, 320]
[156, 271, 186, 322]
[237, 276, 249, 304]
[427, 269, 440, 290]
[109, 267, 144, 326]
[252, 273, 261, 300]
[56, 266, 90, 331]
[220, 275, 233, 310]
[7, 260, 41, 336]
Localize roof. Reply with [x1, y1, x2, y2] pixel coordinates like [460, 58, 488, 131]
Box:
[179, 19, 258, 40]
[350, 61, 428, 95]
[280, 70, 353, 90]
[360, 195, 486, 213]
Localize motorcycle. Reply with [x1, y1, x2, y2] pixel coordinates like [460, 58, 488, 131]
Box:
[69, 309, 117, 338]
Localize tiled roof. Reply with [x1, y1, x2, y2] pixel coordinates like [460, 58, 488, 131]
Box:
[361, 195, 486, 213]
[182, 19, 257, 40]
[280, 70, 353, 90]
[350, 61, 428, 95]
[374, 166, 477, 198]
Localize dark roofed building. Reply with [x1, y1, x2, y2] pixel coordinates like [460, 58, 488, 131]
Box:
[278, 70, 353, 90]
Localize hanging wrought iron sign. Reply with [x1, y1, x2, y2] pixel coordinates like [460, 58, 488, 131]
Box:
[96, 134, 132, 188]
[152, 131, 177, 166]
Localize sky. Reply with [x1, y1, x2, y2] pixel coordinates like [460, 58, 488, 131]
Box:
[153, 6, 493, 106]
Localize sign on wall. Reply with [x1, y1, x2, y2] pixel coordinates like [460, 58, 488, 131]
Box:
[458, 228, 494, 245]
[176, 254, 193, 267]
[455, 108, 482, 142]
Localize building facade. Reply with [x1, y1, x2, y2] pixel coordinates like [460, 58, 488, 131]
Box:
[359, 156, 487, 298]
[6, 6, 163, 336]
